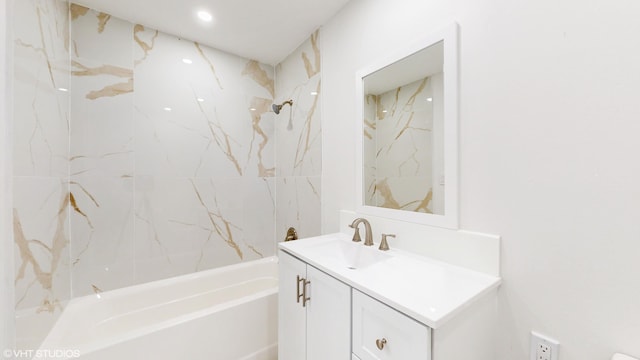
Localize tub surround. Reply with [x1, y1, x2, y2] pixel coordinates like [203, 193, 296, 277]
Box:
[13, 0, 323, 349]
[274, 29, 323, 239]
[12, 0, 72, 340]
[69, 5, 278, 293]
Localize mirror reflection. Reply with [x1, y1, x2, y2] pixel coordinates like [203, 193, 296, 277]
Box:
[362, 41, 445, 215]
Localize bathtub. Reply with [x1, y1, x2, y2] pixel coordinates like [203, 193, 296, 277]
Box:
[38, 257, 279, 360]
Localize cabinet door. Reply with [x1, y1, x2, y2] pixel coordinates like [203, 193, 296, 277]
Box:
[278, 251, 308, 360]
[306, 265, 351, 360]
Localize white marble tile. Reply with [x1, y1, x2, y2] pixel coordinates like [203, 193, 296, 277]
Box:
[375, 77, 434, 178]
[134, 176, 275, 283]
[275, 176, 321, 240]
[239, 177, 276, 258]
[11, 3, 320, 319]
[365, 76, 438, 212]
[69, 5, 135, 178]
[70, 57, 134, 177]
[363, 94, 377, 205]
[70, 4, 133, 69]
[275, 31, 322, 177]
[373, 176, 434, 213]
[69, 176, 135, 296]
[133, 29, 275, 178]
[13, 177, 70, 313]
[13, 0, 70, 177]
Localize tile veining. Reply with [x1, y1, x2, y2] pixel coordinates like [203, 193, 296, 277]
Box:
[13, 184, 70, 314]
[275, 30, 323, 239]
[364, 75, 440, 213]
[243, 60, 275, 98]
[71, 61, 133, 99]
[302, 30, 320, 78]
[133, 24, 158, 65]
[190, 180, 243, 260]
[11, 2, 324, 347]
[96, 12, 111, 33]
[195, 42, 223, 90]
[248, 97, 276, 177]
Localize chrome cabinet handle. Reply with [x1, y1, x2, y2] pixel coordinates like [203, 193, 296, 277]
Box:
[376, 338, 387, 350]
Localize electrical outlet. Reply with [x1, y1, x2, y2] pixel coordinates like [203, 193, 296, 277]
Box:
[537, 342, 551, 360]
[530, 331, 559, 360]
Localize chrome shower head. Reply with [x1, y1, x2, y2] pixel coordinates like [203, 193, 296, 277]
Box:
[272, 99, 293, 115]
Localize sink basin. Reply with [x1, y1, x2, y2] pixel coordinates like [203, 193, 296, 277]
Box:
[311, 240, 391, 270]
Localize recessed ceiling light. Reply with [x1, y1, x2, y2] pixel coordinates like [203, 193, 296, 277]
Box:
[197, 10, 213, 22]
[164, 107, 172, 112]
[426, 97, 433, 102]
[182, 58, 193, 64]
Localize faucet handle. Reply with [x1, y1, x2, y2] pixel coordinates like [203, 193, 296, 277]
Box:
[379, 234, 395, 251]
[350, 225, 362, 242]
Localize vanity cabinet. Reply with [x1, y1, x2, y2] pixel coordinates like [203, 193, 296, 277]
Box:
[278, 250, 351, 360]
[279, 234, 500, 360]
[352, 290, 430, 360]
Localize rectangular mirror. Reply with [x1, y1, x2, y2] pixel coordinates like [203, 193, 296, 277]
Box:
[355, 24, 458, 229]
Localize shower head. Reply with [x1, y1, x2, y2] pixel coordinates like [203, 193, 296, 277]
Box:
[272, 99, 293, 115]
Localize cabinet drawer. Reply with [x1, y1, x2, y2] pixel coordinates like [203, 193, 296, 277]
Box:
[352, 290, 431, 360]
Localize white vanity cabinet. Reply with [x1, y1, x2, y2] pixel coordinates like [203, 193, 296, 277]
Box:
[352, 290, 430, 360]
[278, 234, 501, 360]
[278, 250, 351, 360]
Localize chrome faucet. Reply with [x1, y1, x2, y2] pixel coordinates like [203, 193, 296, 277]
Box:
[349, 218, 373, 246]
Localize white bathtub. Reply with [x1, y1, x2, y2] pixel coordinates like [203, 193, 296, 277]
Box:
[39, 257, 279, 360]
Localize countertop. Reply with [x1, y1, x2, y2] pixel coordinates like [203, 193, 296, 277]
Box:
[279, 233, 501, 329]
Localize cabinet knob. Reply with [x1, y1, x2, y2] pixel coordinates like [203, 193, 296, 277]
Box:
[375, 338, 387, 350]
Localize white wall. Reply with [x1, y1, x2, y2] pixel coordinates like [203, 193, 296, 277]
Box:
[1, 0, 15, 353]
[321, 0, 640, 359]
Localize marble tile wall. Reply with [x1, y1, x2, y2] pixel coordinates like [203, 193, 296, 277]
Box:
[275, 30, 322, 240]
[12, 1, 322, 347]
[13, 0, 71, 318]
[68, 5, 277, 295]
[363, 77, 437, 213]
[12, 0, 71, 349]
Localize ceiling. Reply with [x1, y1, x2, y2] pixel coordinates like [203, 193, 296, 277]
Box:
[72, 0, 351, 65]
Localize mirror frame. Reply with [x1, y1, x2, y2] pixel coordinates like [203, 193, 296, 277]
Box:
[355, 23, 459, 229]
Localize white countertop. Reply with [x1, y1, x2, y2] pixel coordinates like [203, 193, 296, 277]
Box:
[279, 233, 501, 329]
